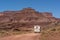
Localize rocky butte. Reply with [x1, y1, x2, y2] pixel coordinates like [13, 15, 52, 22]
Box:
[0, 8, 60, 30]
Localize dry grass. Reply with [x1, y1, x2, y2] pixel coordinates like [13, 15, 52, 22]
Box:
[41, 25, 60, 40]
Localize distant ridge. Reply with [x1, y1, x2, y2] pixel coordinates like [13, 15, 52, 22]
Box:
[0, 8, 60, 30]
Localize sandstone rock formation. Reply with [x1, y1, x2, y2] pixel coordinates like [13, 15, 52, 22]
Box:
[0, 8, 60, 30]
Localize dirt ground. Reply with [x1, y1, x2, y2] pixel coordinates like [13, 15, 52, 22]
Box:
[0, 33, 41, 40]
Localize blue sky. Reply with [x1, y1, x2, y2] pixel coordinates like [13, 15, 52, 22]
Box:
[0, 0, 60, 18]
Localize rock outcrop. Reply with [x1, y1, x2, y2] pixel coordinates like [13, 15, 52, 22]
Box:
[0, 8, 60, 30]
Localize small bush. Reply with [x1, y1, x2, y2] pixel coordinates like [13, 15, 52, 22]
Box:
[51, 28, 56, 31]
[14, 29, 20, 31]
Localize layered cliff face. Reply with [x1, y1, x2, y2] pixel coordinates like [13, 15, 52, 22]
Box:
[0, 8, 60, 30]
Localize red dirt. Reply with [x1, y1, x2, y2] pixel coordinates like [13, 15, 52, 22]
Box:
[0, 33, 41, 40]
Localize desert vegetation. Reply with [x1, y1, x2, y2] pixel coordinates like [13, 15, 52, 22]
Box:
[41, 24, 60, 40]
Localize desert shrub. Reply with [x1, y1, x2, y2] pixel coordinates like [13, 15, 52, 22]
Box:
[51, 28, 56, 31]
[7, 24, 11, 26]
[13, 29, 20, 31]
[21, 23, 26, 26]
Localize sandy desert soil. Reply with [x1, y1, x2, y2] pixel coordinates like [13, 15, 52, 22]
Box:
[0, 33, 41, 40]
